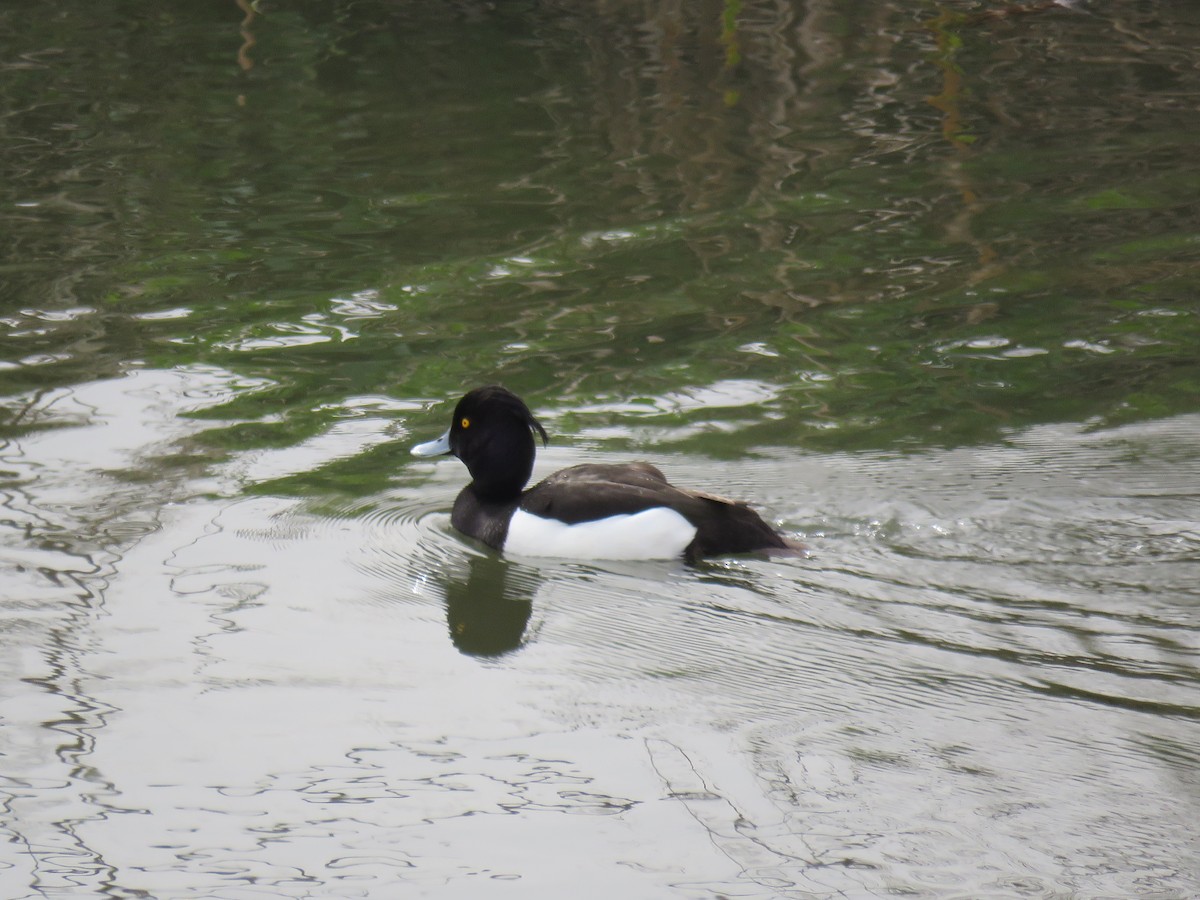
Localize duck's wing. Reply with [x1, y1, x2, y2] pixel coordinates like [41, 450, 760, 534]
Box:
[519, 463, 683, 523]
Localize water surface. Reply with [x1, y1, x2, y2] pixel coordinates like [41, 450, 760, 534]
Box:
[2, 2, 1198, 897]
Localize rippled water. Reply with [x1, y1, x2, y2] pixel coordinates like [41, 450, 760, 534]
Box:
[2, 367, 1197, 897]
[3, 1, 1200, 897]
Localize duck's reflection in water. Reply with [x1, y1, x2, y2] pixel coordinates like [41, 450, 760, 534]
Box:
[440, 551, 538, 657]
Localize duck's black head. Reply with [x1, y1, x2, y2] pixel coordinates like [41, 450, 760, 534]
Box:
[412, 385, 549, 500]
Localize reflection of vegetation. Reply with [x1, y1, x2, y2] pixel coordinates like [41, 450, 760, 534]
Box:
[925, 9, 976, 147]
[1, 1, 1199, 480]
[719, 0, 743, 106]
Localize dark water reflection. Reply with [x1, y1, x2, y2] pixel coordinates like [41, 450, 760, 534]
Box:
[442, 553, 537, 657]
[2, 0, 1200, 897]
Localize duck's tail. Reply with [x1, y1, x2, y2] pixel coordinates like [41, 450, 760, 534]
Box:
[766, 537, 809, 558]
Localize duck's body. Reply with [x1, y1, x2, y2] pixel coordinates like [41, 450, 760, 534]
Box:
[412, 386, 797, 562]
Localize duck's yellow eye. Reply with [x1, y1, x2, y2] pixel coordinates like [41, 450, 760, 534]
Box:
[460, 417, 471, 429]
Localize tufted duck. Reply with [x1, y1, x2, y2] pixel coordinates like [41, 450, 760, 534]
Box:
[412, 385, 799, 561]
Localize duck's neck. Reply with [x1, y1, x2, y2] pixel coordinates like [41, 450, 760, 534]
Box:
[468, 474, 527, 503]
[464, 428, 535, 501]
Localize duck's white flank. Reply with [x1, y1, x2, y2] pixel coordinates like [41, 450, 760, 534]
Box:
[504, 507, 697, 560]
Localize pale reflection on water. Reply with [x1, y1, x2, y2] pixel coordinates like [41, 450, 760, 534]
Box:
[1, 368, 1198, 898]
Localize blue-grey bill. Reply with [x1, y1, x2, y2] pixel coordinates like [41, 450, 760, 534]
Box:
[411, 429, 452, 457]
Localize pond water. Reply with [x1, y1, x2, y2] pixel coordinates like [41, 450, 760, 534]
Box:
[2, 1, 1199, 897]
